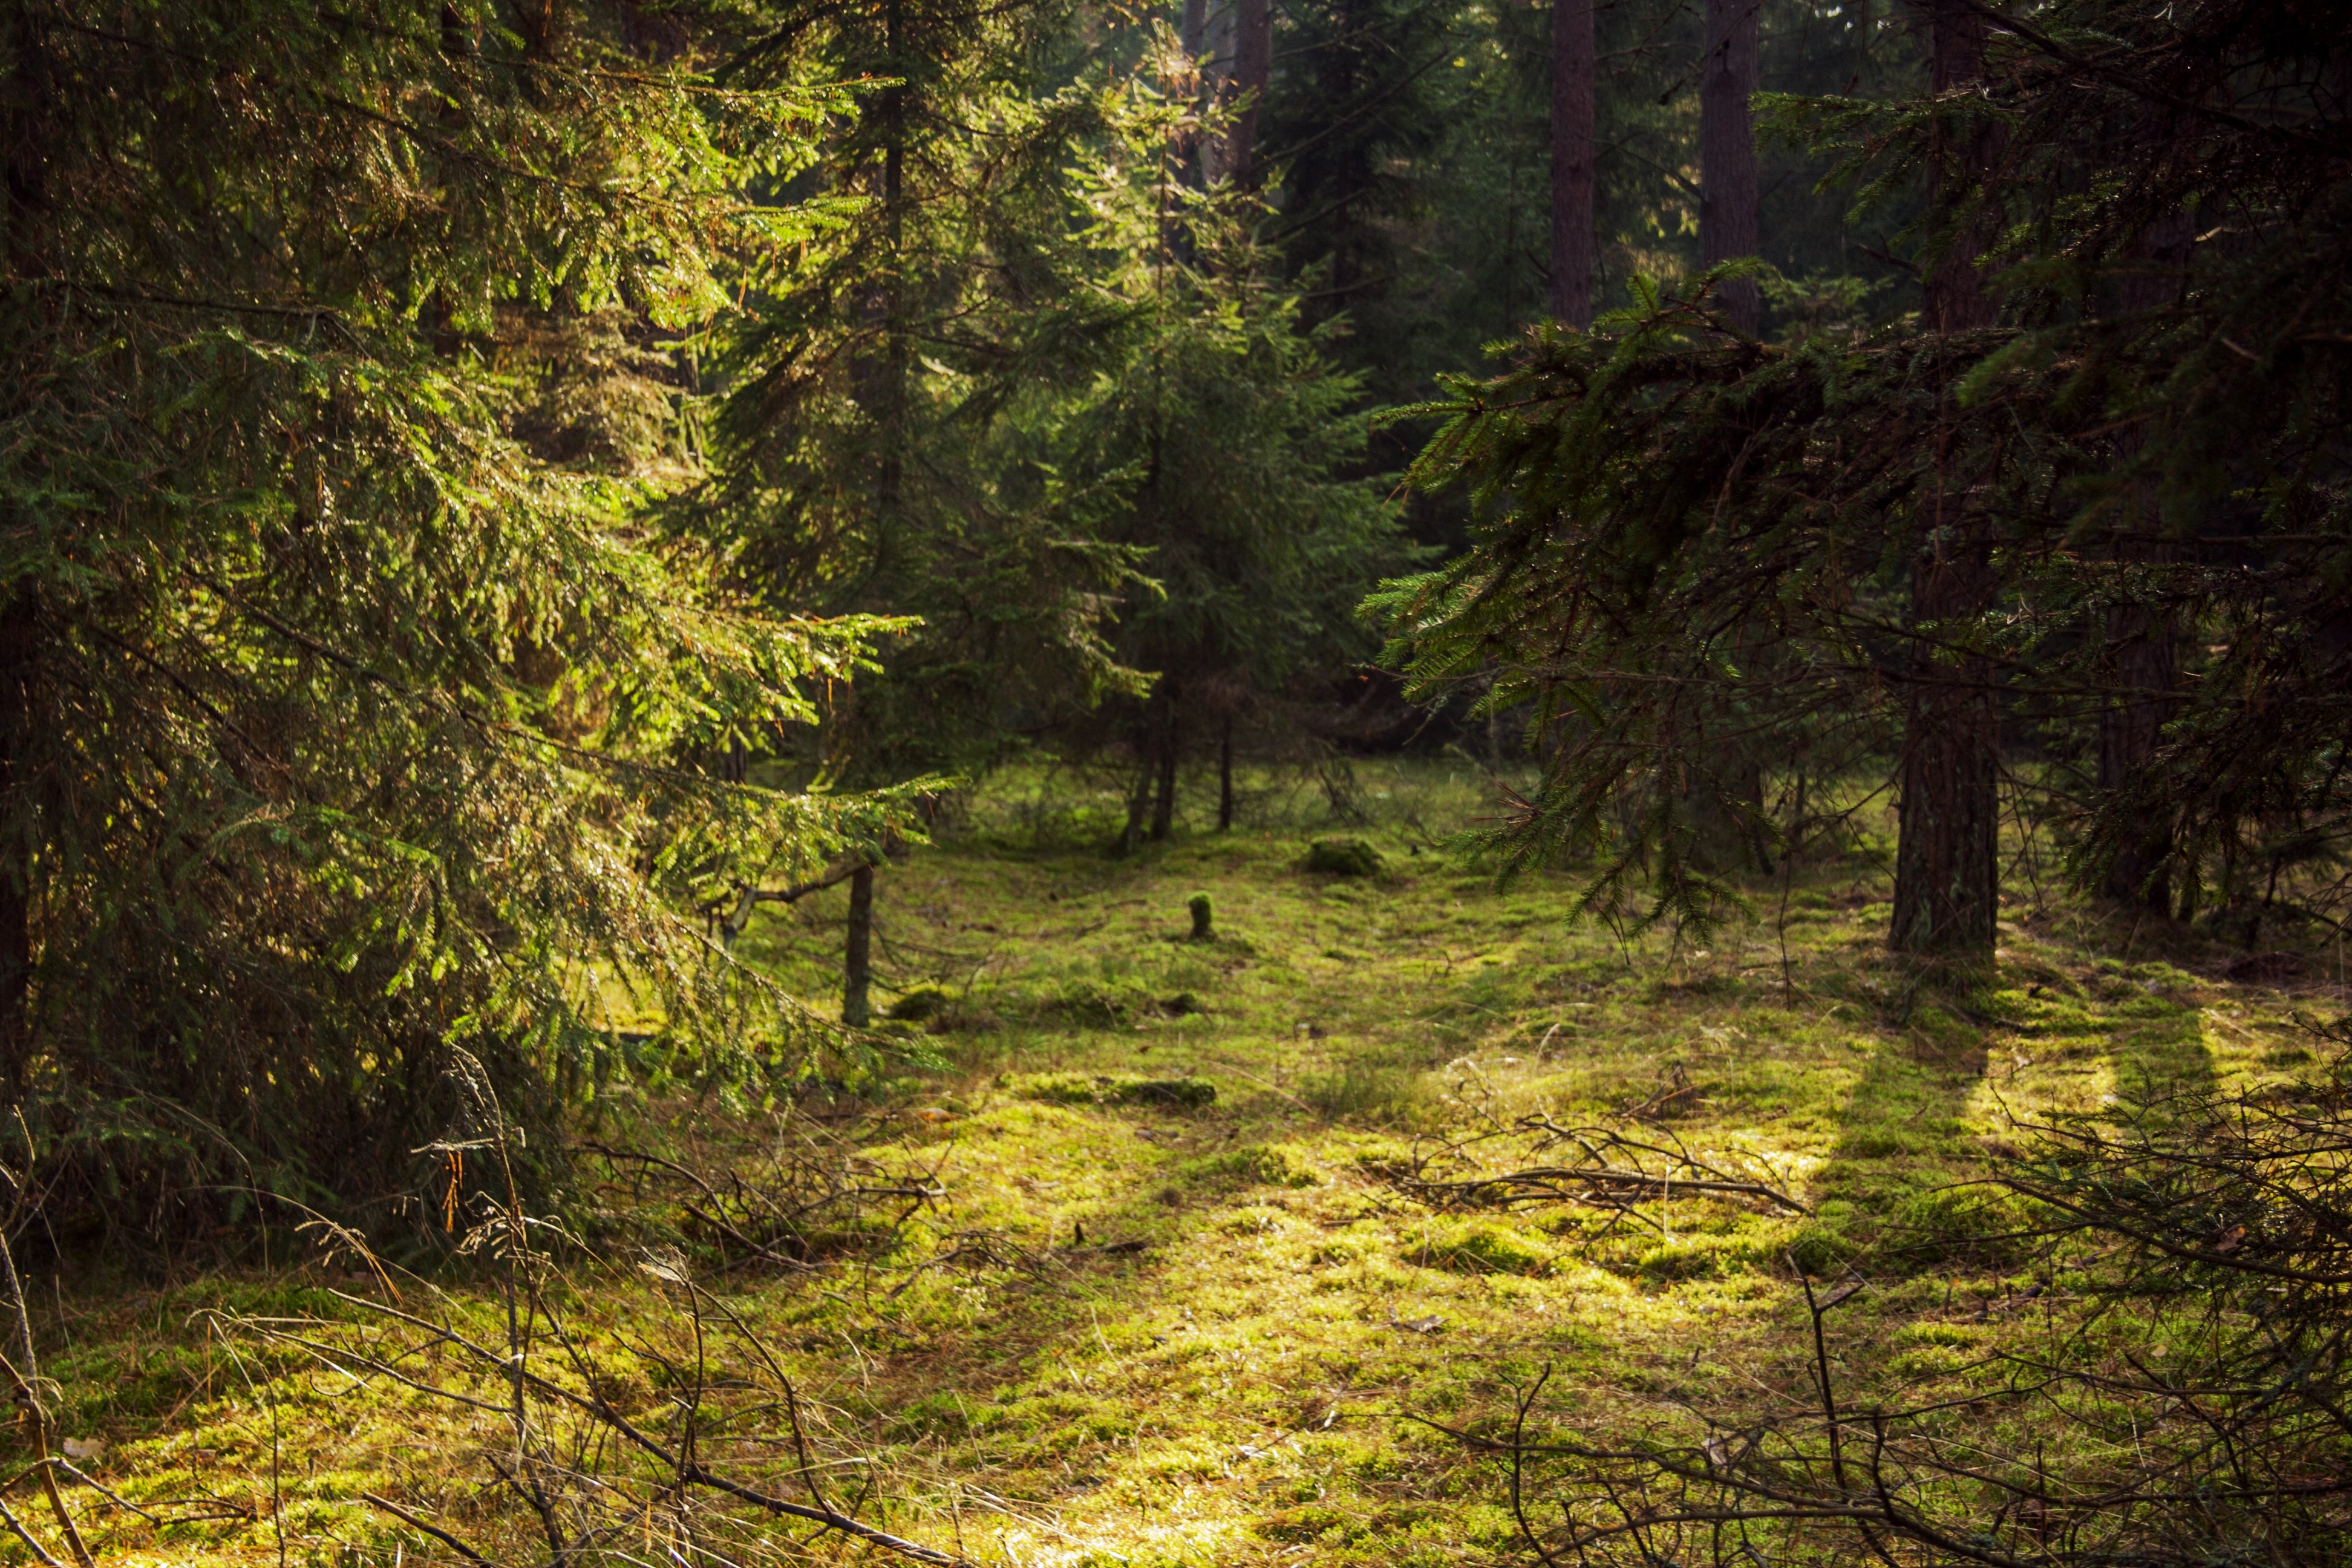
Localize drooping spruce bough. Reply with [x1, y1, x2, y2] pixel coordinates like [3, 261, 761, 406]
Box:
[1373, 0, 2352, 959]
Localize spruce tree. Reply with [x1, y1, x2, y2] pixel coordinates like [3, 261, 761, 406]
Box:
[706, 0, 1152, 788]
[1079, 64, 1408, 843]
[0, 0, 885, 1223]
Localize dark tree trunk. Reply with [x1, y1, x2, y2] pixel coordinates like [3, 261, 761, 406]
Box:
[1149, 706, 1178, 841]
[1742, 760, 1774, 876]
[0, 592, 34, 1099]
[1118, 759, 1151, 856]
[2098, 205, 2195, 910]
[1550, 0, 1596, 327]
[1, 18, 50, 1099]
[1217, 717, 1236, 831]
[1699, 0, 1762, 335]
[1890, 0, 2001, 959]
[1180, 0, 1210, 186]
[841, 864, 875, 1027]
[1230, 0, 1272, 186]
[1918, 1, 1995, 339]
[1890, 546, 2002, 956]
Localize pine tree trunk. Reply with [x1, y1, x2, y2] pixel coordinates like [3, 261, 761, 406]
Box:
[1890, 0, 2001, 959]
[2098, 205, 2194, 910]
[1699, 0, 1761, 335]
[842, 864, 875, 1027]
[1230, 0, 1272, 186]
[1550, 0, 1596, 327]
[1217, 718, 1236, 831]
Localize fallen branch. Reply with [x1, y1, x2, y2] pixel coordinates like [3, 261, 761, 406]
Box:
[361, 1492, 494, 1567]
[1400, 1164, 1811, 1215]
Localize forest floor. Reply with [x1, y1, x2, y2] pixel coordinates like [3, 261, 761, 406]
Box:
[26, 760, 2345, 1567]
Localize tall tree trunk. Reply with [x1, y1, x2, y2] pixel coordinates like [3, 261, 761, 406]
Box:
[1, 15, 51, 1100]
[1550, 0, 1597, 327]
[1890, 0, 2001, 959]
[1890, 546, 2001, 956]
[1229, 0, 1272, 186]
[879, 0, 907, 505]
[0, 593, 34, 1100]
[1149, 695, 1179, 840]
[1119, 757, 1152, 856]
[1200, 0, 1239, 181]
[1699, 0, 1762, 335]
[841, 864, 875, 1026]
[2098, 206, 2194, 910]
[1698, 0, 1769, 872]
[1217, 717, 1236, 831]
[1180, 0, 1210, 187]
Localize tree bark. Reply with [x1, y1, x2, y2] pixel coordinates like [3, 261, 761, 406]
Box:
[2097, 206, 2194, 910]
[1890, 0, 2001, 959]
[1217, 717, 1236, 831]
[1199, 0, 1239, 182]
[841, 864, 875, 1027]
[1229, 0, 1272, 186]
[1149, 701, 1178, 840]
[1890, 549, 2001, 956]
[1, 15, 50, 1100]
[1550, 0, 1597, 327]
[1698, 0, 1770, 869]
[1699, 0, 1762, 335]
[0, 592, 34, 1100]
[1118, 759, 1151, 856]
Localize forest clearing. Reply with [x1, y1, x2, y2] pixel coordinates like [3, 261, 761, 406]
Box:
[24, 765, 2338, 1567]
[7, 0, 2352, 1562]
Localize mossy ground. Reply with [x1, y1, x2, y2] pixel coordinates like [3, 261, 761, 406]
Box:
[22, 760, 2343, 1566]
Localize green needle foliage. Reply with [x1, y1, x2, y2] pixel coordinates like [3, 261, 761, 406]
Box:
[1077, 67, 1408, 763]
[1375, 0, 2352, 950]
[0, 1, 900, 1232]
[705, 0, 1157, 785]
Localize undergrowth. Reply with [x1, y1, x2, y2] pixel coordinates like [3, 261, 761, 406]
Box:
[9, 760, 2345, 1566]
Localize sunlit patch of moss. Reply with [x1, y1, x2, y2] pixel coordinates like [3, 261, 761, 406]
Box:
[1406, 1218, 1554, 1276]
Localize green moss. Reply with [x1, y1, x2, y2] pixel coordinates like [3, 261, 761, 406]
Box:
[888, 985, 953, 1021]
[1304, 838, 1385, 877]
[39, 760, 2300, 1568]
[1001, 1070, 1217, 1110]
[1889, 1184, 2035, 1269]
[1408, 1220, 1553, 1277]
